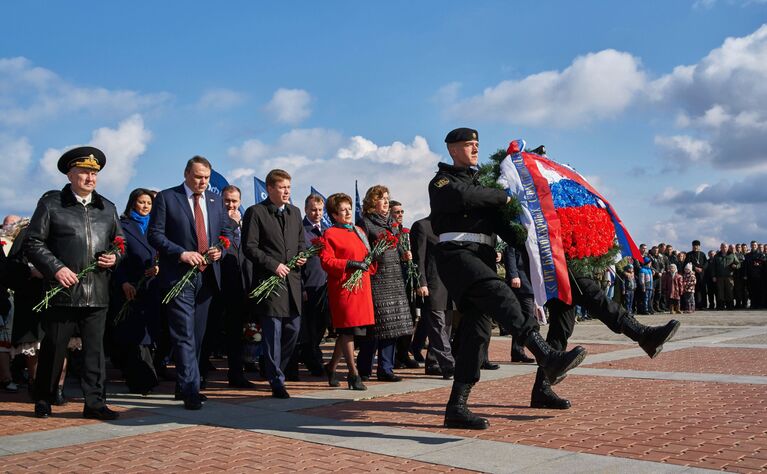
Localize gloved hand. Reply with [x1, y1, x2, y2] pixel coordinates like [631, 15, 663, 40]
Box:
[345, 260, 369, 272]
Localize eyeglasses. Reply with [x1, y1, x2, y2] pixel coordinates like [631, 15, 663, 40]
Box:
[392, 210, 405, 215]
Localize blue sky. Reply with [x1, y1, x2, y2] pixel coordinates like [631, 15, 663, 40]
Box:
[1, 0, 766, 250]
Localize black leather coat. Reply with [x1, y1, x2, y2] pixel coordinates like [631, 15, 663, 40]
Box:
[24, 184, 124, 308]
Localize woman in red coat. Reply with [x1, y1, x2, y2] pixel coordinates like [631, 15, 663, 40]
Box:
[319, 193, 376, 390]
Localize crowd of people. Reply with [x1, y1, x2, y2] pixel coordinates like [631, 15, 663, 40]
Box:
[604, 241, 766, 318]
[0, 136, 759, 429]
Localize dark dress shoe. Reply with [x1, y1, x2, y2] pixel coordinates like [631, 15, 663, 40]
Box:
[511, 351, 535, 363]
[34, 400, 51, 418]
[401, 358, 421, 369]
[376, 372, 402, 382]
[184, 395, 203, 410]
[410, 350, 425, 364]
[359, 375, 370, 382]
[228, 378, 256, 389]
[54, 385, 67, 406]
[271, 385, 290, 399]
[175, 392, 207, 401]
[425, 366, 443, 376]
[83, 405, 119, 420]
[441, 366, 455, 380]
[481, 361, 500, 370]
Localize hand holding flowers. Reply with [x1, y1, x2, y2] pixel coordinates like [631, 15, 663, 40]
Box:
[342, 231, 398, 292]
[33, 236, 125, 312]
[162, 236, 231, 304]
[249, 238, 323, 303]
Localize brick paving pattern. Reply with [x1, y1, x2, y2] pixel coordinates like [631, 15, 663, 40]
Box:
[1, 425, 477, 473]
[487, 340, 630, 363]
[585, 347, 767, 376]
[0, 398, 140, 437]
[300, 374, 767, 472]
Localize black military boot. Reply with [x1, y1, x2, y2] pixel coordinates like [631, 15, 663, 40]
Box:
[525, 331, 587, 385]
[530, 368, 571, 409]
[443, 382, 489, 430]
[620, 315, 680, 358]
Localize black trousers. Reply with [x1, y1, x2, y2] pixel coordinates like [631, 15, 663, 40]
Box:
[545, 276, 627, 351]
[113, 343, 157, 393]
[748, 278, 763, 308]
[34, 307, 107, 408]
[223, 292, 249, 380]
[453, 278, 538, 384]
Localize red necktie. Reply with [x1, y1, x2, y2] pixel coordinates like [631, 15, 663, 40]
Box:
[194, 193, 208, 270]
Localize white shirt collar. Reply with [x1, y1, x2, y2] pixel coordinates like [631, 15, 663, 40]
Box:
[72, 189, 92, 206]
[183, 183, 202, 198]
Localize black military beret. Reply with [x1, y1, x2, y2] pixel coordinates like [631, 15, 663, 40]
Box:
[692, 240, 701, 246]
[444, 127, 478, 143]
[57, 146, 106, 174]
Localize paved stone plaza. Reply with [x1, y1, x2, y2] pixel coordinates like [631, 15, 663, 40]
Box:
[1, 310, 766, 473]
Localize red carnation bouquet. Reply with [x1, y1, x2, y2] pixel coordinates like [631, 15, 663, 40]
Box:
[342, 231, 398, 292]
[162, 236, 231, 304]
[33, 236, 126, 312]
[398, 227, 420, 301]
[249, 238, 324, 303]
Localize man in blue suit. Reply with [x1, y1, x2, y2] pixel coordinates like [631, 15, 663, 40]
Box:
[148, 156, 233, 410]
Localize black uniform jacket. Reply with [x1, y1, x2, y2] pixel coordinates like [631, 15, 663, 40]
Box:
[25, 184, 123, 308]
[411, 216, 450, 311]
[428, 162, 518, 305]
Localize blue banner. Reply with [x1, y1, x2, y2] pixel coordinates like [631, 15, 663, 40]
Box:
[254, 177, 268, 204]
[310, 186, 333, 230]
[209, 168, 244, 215]
[354, 180, 363, 225]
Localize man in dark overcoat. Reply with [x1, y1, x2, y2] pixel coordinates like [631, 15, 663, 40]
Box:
[242, 169, 306, 398]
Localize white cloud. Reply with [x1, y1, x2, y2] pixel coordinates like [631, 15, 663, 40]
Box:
[264, 88, 312, 125]
[227, 128, 344, 166]
[443, 49, 646, 127]
[39, 114, 152, 198]
[226, 131, 443, 223]
[196, 88, 247, 110]
[0, 57, 170, 127]
[654, 135, 714, 167]
[650, 25, 767, 169]
[649, 173, 767, 248]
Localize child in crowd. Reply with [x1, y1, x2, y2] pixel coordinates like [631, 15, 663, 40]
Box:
[638, 257, 655, 314]
[662, 263, 683, 314]
[682, 263, 697, 313]
[622, 265, 636, 316]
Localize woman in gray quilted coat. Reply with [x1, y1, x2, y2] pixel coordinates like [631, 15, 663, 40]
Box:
[356, 185, 414, 381]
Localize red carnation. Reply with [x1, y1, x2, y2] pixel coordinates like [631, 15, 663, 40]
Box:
[311, 237, 325, 248]
[218, 236, 231, 250]
[0, 240, 6, 247]
[401, 227, 410, 234]
[113, 236, 126, 254]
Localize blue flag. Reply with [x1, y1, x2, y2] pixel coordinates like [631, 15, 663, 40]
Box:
[209, 169, 244, 215]
[254, 176, 292, 205]
[354, 180, 363, 225]
[254, 177, 268, 204]
[310, 186, 333, 230]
